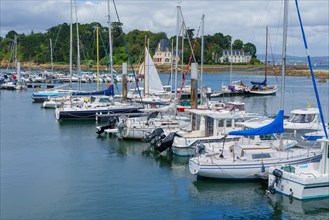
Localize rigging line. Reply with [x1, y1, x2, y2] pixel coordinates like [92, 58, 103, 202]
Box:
[268, 35, 278, 85]
[6, 40, 15, 71]
[178, 7, 197, 64]
[98, 27, 109, 59]
[112, 0, 143, 101]
[295, 0, 328, 139]
[52, 24, 62, 56]
[178, 20, 202, 100]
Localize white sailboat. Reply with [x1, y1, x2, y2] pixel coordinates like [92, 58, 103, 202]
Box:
[129, 46, 172, 105]
[267, 0, 328, 200]
[188, 0, 322, 180]
[247, 26, 278, 96]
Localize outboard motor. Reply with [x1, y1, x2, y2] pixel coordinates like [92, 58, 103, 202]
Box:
[144, 127, 164, 143]
[197, 143, 206, 154]
[154, 132, 182, 153]
[268, 169, 283, 194]
[96, 116, 118, 135]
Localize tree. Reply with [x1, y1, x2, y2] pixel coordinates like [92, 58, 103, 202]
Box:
[0, 22, 259, 66]
[5, 30, 18, 40]
[233, 39, 243, 50]
[244, 42, 257, 58]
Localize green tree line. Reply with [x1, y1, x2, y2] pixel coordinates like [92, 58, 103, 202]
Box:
[0, 22, 258, 67]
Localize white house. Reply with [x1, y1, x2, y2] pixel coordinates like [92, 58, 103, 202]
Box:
[219, 49, 252, 64]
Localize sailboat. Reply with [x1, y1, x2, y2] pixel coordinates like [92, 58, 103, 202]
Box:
[128, 46, 172, 105]
[247, 26, 278, 96]
[0, 35, 26, 91]
[267, 0, 328, 200]
[32, 0, 112, 103]
[188, 0, 322, 180]
[220, 37, 249, 97]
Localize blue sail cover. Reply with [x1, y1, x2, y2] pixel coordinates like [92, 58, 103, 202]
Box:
[228, 110, 284, 136]
[72, 84, 114, 96]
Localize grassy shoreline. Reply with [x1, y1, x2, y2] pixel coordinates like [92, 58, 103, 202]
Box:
[1, 62, 328, 79]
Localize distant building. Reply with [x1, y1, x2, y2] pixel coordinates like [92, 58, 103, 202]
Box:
[219, 49, 252, 64]
[153, 39, 174, 65]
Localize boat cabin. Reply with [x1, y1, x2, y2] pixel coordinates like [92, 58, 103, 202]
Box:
[186, 109, 245, 137]
[288, 108, 319, 124]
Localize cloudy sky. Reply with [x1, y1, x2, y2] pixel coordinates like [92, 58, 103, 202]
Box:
[1, 0, 328, 57]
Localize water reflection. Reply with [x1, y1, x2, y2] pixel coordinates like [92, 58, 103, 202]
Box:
[190, 179, 272, 218]
[267, 194, 329, 219]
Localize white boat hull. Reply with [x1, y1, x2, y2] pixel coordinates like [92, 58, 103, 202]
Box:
[189, 153, 322, 180]
[268, 167, 329, 200]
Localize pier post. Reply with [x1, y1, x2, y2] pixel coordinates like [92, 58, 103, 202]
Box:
[191, 63, 198, 109]
[122, 63, 128, 100]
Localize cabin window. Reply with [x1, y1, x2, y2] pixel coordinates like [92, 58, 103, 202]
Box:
[289, 114, 315, 123]
[259, 134, 276, 140]
[226, 119, 232, 128]
[99, 98, 110, 103]
[251, 153, 271, 159]
[205, 116, 214, 137]
[218, 119, 224, 128]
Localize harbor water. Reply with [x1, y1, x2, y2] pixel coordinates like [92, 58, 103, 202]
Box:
[1, 72, 329, 219]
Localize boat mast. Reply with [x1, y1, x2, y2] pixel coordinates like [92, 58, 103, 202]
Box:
[75, 0, 81, 90]
[107, 0, 114, 85]
[144, 36, 146, 96]
[50, 39, 54, 75]
[14, 35, 17, 71]
[96, 26, 100, 91]
[294, 0, 328, 139]
[200, 14, 205, 105]
[279, 0, 289, 151]
[69, 0, 73, 88]
[229, 36, 233, 84]
[147, 38, 150, 96]
[174, 5, 180, 99]
[181, 16, 184, 81]
[170, 39, 173, 90]
[265, 25, 268, 84]
[281, 0, 288, 110]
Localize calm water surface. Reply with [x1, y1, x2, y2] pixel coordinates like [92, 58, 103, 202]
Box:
[1, 73, 329, 219]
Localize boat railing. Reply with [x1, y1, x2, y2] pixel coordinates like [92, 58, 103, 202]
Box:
[299, 172, 317, 179]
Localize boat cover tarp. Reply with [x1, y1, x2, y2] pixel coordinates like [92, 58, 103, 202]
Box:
[228, 110, 284, 136]
[72, 85, 114, 96]
[251, 79, 267, 86]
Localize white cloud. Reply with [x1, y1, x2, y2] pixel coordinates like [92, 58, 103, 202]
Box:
[1, 0, 328, 56]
